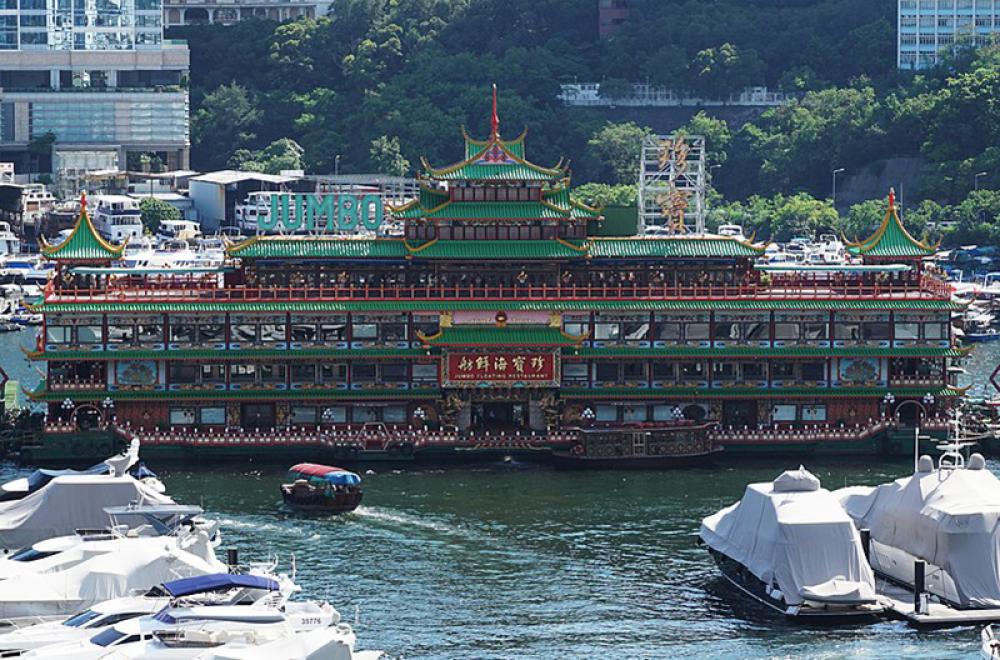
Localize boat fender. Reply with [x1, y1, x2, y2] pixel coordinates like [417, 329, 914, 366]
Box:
[571, 443, 584, 456]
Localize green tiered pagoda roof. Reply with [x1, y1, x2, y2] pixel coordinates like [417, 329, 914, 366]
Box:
[846, 189, 938, 259]
[39, 193, 125, 261]
[391, 185, 599, 221]
[227, 234, 762, 261]
[389, 86, 599, 224]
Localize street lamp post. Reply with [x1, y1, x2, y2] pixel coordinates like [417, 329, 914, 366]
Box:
[335, 155, 341, 178]
[832, 168, 846, 208]
[975, 171, 988, 190]
[883, 392, 895, 420]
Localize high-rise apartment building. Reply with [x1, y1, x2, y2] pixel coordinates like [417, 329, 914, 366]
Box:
[898, 0, 1000, 69]
[0, 0, 189, 191]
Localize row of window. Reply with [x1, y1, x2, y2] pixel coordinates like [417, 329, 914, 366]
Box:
[901, 0, 994, 9]
[166, 362, 439, 386]
[44, 312, 951, 347]
[168, 404, 409, 427]
[565, 361, 826, 384]
[585, 402, 828, 424]
[49, 315, 440, 346]
[563, 315, 948, 344]
[451, 186, 541, 202]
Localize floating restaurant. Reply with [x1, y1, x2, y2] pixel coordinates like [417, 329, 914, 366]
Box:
[22, 104, 969, 464]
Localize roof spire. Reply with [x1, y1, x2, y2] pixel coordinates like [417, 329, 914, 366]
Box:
[491, 83, 500, 140]
[888, 187, 896, 211]
[80, 190, 86, 210]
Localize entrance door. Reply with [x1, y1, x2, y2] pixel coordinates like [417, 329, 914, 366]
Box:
[722, 401, 757, 428]
[471, 402, 526, 431]
[241, 403, 275, 429]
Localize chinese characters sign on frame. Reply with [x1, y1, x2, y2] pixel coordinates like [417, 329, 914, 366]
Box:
[444, 352, 559, 388]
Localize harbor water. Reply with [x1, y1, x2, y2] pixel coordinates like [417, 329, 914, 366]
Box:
[1, 331, 996, 658]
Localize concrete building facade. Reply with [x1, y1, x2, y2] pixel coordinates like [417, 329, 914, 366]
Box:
[162, 0, 332, 26]
[898, 0, 1000, 69]
[0, 0, 189, 193]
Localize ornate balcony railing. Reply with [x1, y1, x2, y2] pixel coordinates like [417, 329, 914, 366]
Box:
[107, 423, 579, 451]
[49, 273, 952, 303]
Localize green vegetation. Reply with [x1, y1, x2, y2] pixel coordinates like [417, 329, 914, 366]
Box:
[172, 2, 1000, 245]
[139, 197, 181, 234]
[228, 138, 305, 174]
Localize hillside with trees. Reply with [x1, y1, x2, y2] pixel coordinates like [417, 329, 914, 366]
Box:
[171, 0, 1000, 243]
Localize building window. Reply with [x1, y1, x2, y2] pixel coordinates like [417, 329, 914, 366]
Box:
[802, 405, 826, 422]
[46, 326, 72, 343]
[772, 404, 797, 422]
[595, 405, 618, 422]
[412, 363, 438, 383]
[200, 407, 225, 425]
[351, 363, 377, 382]
[169, 408, 196, 425]
[383, 406, 407, 423]
[321, 406, 347, 423]
[168, 363, 197, 384]
[320, 363, 347, 384]
[290, 406, 317, 425]
[291, 364, 317, 384]
[562, 362, 588, 384]
[594, 362, 619, 383]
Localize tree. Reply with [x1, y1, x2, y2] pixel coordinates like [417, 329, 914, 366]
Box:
[227, 138, 304, 174]
[571, 183, 637, 208]
[598, 78, 632, 101]
[843, 199, 887, 241]
[190, 84, 260, 171]
[679, 112, 731, 166]
[587, 122, 653, 185]
[139, 197, 180, 235]
[368, 135, 410, 176]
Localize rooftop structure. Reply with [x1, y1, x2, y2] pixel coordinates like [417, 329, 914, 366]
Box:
[162, 0, 332, 26]
[24, 90, 968, 465]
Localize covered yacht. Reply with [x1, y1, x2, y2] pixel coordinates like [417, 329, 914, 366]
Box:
[838, 448, 1000, 609]
[700, 467, 881, 619]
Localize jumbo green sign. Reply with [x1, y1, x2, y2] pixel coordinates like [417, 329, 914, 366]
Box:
[261, 193, 384, 232]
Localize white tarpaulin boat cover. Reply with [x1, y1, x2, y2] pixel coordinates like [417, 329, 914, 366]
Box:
[0, 475, 172, 550]
[837, 457, 1000, 608]
[0, 530, 225, 618]
[701, 467, 877, 606]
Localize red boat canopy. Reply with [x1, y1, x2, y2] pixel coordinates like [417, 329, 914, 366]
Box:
[289, 463, 350, 478]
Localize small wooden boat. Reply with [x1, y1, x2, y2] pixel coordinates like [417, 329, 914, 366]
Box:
[280, 463, 363, 513]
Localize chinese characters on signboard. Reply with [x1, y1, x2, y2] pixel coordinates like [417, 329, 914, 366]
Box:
[444, 352, 558, 387]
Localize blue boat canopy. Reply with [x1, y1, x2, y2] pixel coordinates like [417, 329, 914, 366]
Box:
[288, 463, 361, 486]
[161, 573, 280, 598]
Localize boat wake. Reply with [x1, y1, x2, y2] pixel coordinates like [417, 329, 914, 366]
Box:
[354, 506, 483, 542]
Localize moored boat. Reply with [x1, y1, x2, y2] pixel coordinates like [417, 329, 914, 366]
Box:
[280, 463, 363, 513]
[836, 444, 1000, 609]
[551, 423, 720, 468]
[700, 467, 883, 621]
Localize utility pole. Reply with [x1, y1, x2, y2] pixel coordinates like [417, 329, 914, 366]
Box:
[975, 171, 988, 190]
[832, 168, 845, 209]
